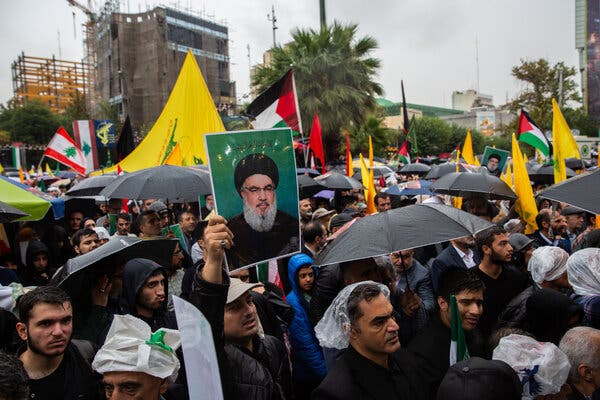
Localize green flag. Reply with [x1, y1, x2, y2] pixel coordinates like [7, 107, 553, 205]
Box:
[449, 294, 469, 365]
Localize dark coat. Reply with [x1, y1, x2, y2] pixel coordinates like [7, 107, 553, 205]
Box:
[19, 241, 51, 286]
[312, 346, 429, 400]
[430, 245, 467, 292]
[226, 210, 300, 270]
[309, 263, 344, 326]
[495, 286, 537, 330]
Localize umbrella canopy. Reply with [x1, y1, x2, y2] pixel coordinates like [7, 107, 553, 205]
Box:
[431, 171, 517, 200]
[313, 172, 364, 190]
[0, 200, 29, 223]
[66, 174, 117, 197]
[425, 162, 470, 180]
[386, 180, 433, 196]
[528, 164, 576, 184]
[296, 168, 321, 176]
[0, 176, 64, 220]
[565, 158, 591, 170]
[537, 169, 600, 214]
[50, 236, 178, 299]
[399, 163, 431, 175]
[100, 165, 212, 202]
[298, 174, 326, 198]
[314, 203, 494, 266]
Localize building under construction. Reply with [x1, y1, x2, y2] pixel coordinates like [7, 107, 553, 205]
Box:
[11, 53, 90, 113]
[93, 5, 236, 129]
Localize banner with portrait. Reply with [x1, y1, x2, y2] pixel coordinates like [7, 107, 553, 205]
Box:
[205, 128, 300, 271]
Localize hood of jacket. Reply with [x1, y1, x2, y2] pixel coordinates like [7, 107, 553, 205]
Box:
[122, 258, 168, 316]
[287, 253, 317, 295]
[526, 288, 582, 345]
[25, 241, 49, 268]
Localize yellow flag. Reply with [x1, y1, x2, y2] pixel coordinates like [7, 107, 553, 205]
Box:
[501, 161, 513, 189]
[164, 143, 183, 166]
[91, 51, 224, 175]
[45, 163, 54, 177]
[552, 98, 581, 183]
[462, 130, 476, 165]
[453, 150, 462, 208]
[368, 136, 374, 168]
[0, 163, 3, 174]
[359, 154, 377, 214]
[511, 134, 538, 234]
[19, 167, 24, 184]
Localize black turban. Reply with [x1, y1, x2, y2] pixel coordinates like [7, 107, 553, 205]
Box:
[234, 153, 279, 194]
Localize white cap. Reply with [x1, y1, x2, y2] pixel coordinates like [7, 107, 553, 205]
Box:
[92, 314, 181, 382]
[567, 248, 600, 296]
[528, 246, 569, 287]
[93, 227, 110, 240]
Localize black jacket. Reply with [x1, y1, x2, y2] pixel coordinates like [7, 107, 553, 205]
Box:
[20, 241, 52, 286]
[312, 346, 429, 400]
[309, 263, 344, 326]
[431, 245, 478, 292]
[495, 286, 537, 330]
[189, 269, 292, 400]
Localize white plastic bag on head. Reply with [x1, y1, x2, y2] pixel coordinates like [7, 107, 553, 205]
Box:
[314, 281, 389, 350]
[567, 248, 600, 296]
[92, 314, 181, 382]
[492, 334, 570, 399]
[528, 246, 569, 287]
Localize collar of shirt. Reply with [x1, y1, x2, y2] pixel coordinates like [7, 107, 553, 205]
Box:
[452, 244, 476, 268]
[539, 231, 554, 245]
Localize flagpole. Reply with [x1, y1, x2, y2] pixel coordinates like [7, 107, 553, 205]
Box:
[291, 68, 308, 167]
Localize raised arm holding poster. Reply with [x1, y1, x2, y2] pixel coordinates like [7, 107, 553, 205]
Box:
[205, 128, 300, 271]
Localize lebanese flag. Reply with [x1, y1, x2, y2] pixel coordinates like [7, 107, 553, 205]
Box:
[308, 113, 325, 173]
[517, 109, 550, 156]
[245, 69, 302, 135]
[398, 140, 411, 164]
[44, 127, 87, 175]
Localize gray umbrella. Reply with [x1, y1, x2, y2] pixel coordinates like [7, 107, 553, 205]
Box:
[66, 174, 117, 197]
[100, 165, 212, 202]
[313, 171, 364, 190]
[298, 174, 326, 198]
[399, 163, 431, 175]
[528, 164, 576, 184]
[425, 162, 469, 180]
[431, 171, 517, 200]
[537, 169, 600, 214]
[314, 203, 493, 266]
[50, 236, 178, 299]
[0, 200, 28, 223]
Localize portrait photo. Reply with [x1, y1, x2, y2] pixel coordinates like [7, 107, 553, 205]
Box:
[481, 146, 510, 178]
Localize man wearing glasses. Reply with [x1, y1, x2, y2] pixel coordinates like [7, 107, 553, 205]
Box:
[227, 153, 300, 269]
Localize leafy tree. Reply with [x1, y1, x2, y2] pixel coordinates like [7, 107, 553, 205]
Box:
[411, 116, 452, 155]
[252, 21, 382, 160]
[64, 91, 90, 123]
[0, 130, 11, 144]
[349, 115, 395, 157]
[0, 100, 62, 144]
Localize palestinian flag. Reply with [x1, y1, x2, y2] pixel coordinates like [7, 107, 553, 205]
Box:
[245, 69, 302, 135]
[398, 140, 411, 164]
[449, 294, 469, 366]
[518, 110, 550, 156]
[43, 127, 87, 175]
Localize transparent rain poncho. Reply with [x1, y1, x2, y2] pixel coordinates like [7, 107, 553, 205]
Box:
[314, 281, 390, 350]
[567, 248, 600, 296]
[528, 246, 569, 287]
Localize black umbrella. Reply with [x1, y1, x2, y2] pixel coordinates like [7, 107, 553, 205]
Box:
[314, 203, 493, 266]
[431, 171, 517, 200]
[565, 158, 591, 170]
[537, 169, 600, 214]
[425, 162, 469, 180]
[528, 164, 576, 185]
[298, 174, 326, 198]
[100, 165, 212, 202]
[0, 200, 28, 223]
[313, 171, 363, 190]
[66, 174, 117, 197]
[399, 163, 431, 175]
[50, 236, 178, 299]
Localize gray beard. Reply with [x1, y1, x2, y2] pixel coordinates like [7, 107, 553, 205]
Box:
[243, 198, 277, 232]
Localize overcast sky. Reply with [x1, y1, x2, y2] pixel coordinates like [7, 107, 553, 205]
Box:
[1, 0, 579, 109]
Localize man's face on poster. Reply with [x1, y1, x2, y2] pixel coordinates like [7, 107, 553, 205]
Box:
[241, 174, 277, 232]
[487, 156, 500, 172]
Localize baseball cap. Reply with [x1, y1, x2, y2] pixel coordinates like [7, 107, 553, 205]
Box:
[312, 208, 335, 220]
[148, 200, 168, 214]
[561, 205, 585, 216]
[227, 277, 263, 304]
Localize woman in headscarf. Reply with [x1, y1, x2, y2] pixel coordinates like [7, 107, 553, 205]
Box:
[566, 248, 600, 328]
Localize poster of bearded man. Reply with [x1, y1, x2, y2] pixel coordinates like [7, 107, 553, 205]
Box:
[205, 128, 301, 271]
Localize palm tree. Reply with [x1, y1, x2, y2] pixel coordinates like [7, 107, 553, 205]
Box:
[252, 21, 382, 161]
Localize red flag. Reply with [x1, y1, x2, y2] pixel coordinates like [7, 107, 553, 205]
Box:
[43, 127, 87, 175]
[308, 113, 325, 173]
[345, 132, 352, 176]
[116, 164, 129, 212]
[379, 175, 386, 187]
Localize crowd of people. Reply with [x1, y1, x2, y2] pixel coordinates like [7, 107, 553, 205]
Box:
[1, 173, 600, 400]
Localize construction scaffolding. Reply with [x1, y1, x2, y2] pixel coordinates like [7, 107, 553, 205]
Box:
[11, 53, 90, 113]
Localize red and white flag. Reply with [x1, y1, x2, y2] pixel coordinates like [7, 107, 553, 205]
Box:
[44, 127, 87, 175]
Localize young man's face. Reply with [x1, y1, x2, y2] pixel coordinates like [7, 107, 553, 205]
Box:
[117, 218, 131, 235]
[75, 233, 100, 255]
[484, 233, 513, 264]
[241, 174, 276, 217]
[136, 273, 166, 316]
[102, 371, 168, 400]
[297, 266, 315, 293]
[69, 212, 83, 232]
[140, 213, 162, 236]
[376, 197, 391, 213]
[224, 291, 258, 342]
[438, 289, 484, 331]
[16, 302, 73, 357]
[350, 293, 400, 357]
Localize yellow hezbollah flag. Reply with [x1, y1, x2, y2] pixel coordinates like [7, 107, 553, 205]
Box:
[164, 143, 184, 166]
[552, 98, 580, 184]
[359, 154, 376, 214]
[92, 51, 224, 175]
[453, 150, 462, 209]
[511, 133, 538, 234]
[501, 161, 513, 189]
[462, 130, 476, 165]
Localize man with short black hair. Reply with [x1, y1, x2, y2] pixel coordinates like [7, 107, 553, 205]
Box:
[178, 210, 197, 253]
[114, 212, 135, 237]
[15, 286, 100, 400]
[302, 220, 327, 257]
[473, 226, 529, 337]
[374, 193, 392, 213]
[72, 228, 100, 255]
[136, 210, 162, 238]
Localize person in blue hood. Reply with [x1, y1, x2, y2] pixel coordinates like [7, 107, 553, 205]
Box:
[286, 253, 327, 399]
